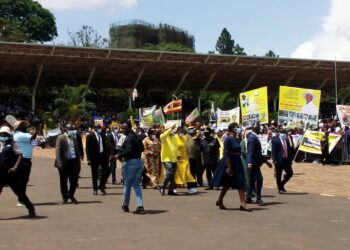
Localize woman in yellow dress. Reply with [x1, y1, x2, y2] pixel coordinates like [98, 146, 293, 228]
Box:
[175, 127, 198, 194]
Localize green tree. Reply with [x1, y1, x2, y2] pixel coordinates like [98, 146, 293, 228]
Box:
[264, 50, 279, 57]
[54, 85, 96, 122]
[215, 28, 234, 54]
[68, 25, 109, 48]
[143, 42, 194, 52]
[0, 0, 57, 42]
[234, 44, 247, 55]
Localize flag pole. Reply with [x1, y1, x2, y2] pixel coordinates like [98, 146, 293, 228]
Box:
[335, 57, 338, 105]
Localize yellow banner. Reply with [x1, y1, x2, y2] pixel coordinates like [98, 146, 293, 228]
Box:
[299, 130, 342, 154]
[240, 86, 268, 127]
[279, 86, 321, 129]
[299, 130, 323, 154]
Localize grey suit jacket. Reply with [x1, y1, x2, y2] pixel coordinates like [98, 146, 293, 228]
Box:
[55, 134, 80, 169]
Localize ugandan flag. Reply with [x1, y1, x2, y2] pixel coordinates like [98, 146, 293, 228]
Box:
[163, 99, 182, 115]
[185, 108, 200, 125]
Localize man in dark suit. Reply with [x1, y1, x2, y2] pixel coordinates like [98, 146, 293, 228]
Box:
[272, 130, 294, 193]
[85, 124, 111, 195]
[72, 124, 84, 185]
[106, 126, 119, 184]
[245, 126, 272, 205]
[54, 123, 81, 203]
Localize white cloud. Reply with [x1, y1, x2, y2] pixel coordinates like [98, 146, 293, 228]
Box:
[37, 0, 138, 10]
[291, 0, 350, 60]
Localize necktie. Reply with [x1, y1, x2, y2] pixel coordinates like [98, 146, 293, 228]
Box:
[283, 139, 288, 158]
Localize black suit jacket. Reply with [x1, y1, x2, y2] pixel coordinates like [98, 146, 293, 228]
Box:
[86, 132, 111, 164]
[271, 137, 293, 165]
[246, 132, 264, 167]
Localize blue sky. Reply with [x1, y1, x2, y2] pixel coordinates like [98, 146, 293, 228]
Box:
[38, 0, 349, 59]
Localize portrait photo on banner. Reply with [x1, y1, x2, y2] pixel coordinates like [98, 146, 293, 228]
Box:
[278, 86, 321, 130]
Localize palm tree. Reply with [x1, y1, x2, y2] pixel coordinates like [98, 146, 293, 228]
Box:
[54, 84, 96, 122]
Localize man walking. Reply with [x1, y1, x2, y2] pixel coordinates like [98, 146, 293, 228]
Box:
[159, 123, 178, 195]
[86, 124, 110, 195]
[245, 126, 271, 205]
[200, 127, 220, 190]
[271, 130, 294, 193]
[12, 120, 37, 207]
[107, 126, 119, 185]
[54, 123, 81, 203]
[0, 126, 36, 218]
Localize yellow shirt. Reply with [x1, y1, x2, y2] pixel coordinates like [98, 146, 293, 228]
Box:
[160, 129, 178, 162]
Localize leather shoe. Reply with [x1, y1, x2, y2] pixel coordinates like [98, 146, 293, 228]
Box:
[216, 201, 226, 210]
[245, 199, 253, 204]
[121, 203, 129, 212]
[240, 205, 252, 212]
[99, 188, 107, 195]
[133, 206, 146, 215]
[168, 192, 178, 196]
[256, 199, 265, 206]
[28, 209, 36, 218]
[69, 196, 78, 204]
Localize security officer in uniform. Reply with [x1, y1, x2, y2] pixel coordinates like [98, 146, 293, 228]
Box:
[0, 126, 36, 218]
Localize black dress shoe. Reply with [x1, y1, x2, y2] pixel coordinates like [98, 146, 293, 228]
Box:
[168, 192, 178, 196]
[28, 209, 36, 218]
[93, 190, 98, 195]
[245, 199, 253, 204]
[256, 199, 265, 206]
[99, 188, 107, 195]
[69, 196, 78, 204]
[240, 206, 252, 212]
[133, 206, 146, 215]
[121, 203, 129, 212]
[205, 186, 214, 190]
[62, 198, 68, 204]
[215, 201, 226, 210]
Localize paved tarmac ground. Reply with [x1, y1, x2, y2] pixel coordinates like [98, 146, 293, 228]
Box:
[1, 155, 350, 250]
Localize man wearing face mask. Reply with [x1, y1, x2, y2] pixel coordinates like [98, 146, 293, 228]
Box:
[200, 127, 220, 190]
[271, 129, 294, 194]
[54, 123, 81, 203]
[0, 125, 36, 218]
[86, 124, 110, 195]
[12, 120, 37, 207]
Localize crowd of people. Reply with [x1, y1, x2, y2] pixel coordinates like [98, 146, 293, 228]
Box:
[1, 111, 350, 218]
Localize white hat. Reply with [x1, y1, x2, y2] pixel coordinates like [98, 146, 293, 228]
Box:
[0, 126, 12, 135]
[303, 91, 316, 100]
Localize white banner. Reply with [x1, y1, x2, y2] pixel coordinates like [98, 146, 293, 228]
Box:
[216, 107, 240, 130]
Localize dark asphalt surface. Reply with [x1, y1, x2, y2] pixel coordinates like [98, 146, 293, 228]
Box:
[0, 157, 349, 250]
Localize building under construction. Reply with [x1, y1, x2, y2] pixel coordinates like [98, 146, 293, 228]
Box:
[109, 20, 195, 50]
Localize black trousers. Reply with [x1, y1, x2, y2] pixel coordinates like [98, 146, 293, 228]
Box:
[90, 155, 109, 191]
[58, 159, 79, 200]
[109, 159, 117, 182]
[0, 174, 35, 213]
[189, 158, 204, 186]
[275, 159, 293, 190]
[20, 158, 32, 192]
[246, 166, 263, 201]
[204, 162, 217, 187]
